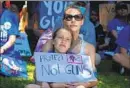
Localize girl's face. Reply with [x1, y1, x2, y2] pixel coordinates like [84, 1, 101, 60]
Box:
[53, 29, 72, 53]
[63, 8, 84, 33]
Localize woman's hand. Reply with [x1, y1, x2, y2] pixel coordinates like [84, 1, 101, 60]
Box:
[70, 82, 88, 88]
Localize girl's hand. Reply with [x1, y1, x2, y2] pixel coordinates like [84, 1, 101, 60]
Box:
[50, 83, 70, 88]
[70, 82, 88, 87]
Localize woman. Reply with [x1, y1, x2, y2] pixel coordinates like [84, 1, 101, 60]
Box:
[107, 2, 128, 39]
[62, 5, 97, 88]
[113, 14, 130, 69]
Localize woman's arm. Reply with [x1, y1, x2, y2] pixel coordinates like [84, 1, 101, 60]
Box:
[120, 47, 128, 57]
[0, 35, 16, 54]
[72, 81, 98, 88]
[113, 47, 130, 69]
[86, 43, 96, 71]
[111, 30, 118, 39]
[42, 40, 53, 52]
[74, 43, 98, 88]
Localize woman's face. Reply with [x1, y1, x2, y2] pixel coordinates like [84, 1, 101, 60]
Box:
[117, 9, 128, 17]
[63, 8, 84, 33]
[53, 29, 72, 53]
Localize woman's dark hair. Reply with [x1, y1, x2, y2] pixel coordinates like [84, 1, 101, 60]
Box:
[115, 2, 128, 18]
[115, 2, 128, 11]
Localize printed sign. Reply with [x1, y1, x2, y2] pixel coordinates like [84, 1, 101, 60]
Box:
[34, 52, 97, 82]
[14, 33, 32, 56]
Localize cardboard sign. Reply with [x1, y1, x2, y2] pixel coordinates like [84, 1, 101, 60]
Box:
[14, 33, 32, 56]
[99, 3, 115, 31]
[34, 52, 97, 82]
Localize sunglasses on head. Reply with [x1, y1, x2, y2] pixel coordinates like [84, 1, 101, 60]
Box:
[63, 14, 83, 21]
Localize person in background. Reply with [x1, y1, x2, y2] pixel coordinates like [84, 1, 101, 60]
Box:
[90, 9, 105, 51]
[0, 1, 19, 55]
[107, 2, 128, 74]
[0, 2, 27, 78]
[107, 2, 128, 48]
[113, 14, 130, 69]
[10, 4, 19, 17]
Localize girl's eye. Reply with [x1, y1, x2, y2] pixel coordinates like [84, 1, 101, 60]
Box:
[57, 36, 63, 39]
[66, 38, 71, 41]
[59, 37, 63, 38]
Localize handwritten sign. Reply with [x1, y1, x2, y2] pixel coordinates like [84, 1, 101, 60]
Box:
[14, 33, 32, 56]
[38, 1, 73, 30]
[34, 52, 97, 82]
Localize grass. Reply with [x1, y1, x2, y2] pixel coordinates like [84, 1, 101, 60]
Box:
[0, 59, 35, 88]
[0, 57, 130, 88]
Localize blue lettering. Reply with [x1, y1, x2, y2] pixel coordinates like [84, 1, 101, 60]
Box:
[65, 64, 84, 75]
[43, 1, 53, 15]
[41, 64, 60, 76]
[53, 1, 63, 14]
[40, 16, 50, 29]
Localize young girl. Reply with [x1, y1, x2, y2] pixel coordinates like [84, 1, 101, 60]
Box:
[51, 27, 72, 54]
[25, 27, 73, 88]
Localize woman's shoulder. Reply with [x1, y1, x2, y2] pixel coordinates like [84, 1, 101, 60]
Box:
[86, 42, 95, 49]
[84, 42, 95, 54]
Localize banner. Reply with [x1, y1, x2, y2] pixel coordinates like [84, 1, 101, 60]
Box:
[38, 1, 73, 30]
[0, 54, 27, 78]
[14, 33, 32, 56]
[34, 52, 97, 82]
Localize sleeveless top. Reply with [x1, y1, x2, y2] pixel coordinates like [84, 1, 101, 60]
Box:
[79, 34, 88, 55]
[69, 34, 88, 55]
